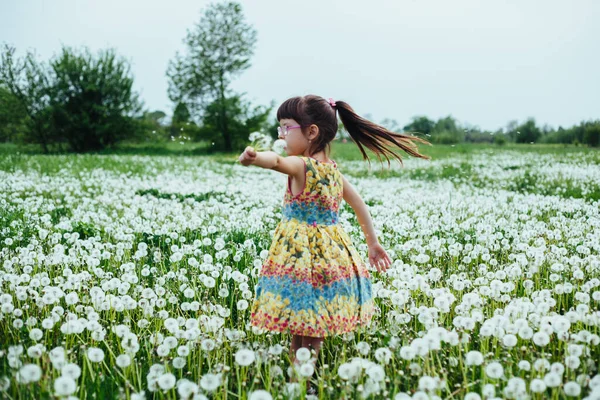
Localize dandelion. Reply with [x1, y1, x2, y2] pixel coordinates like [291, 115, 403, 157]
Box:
[54, 376, 77, 396]
[199, 373, 221, 392]
[485, 362, 503, 379]
[116, 354, 131, 368]
[235, 349, 255, 367]
[157, 373, 176, 390]
[236, 300, 249, 311]
[201, 339, 216, 351]
[530, 378, 546, 393]
[249, 390, 273, 400]
[543, 372, 562, 388]
[299, 363, 314, 377]
[172, 357, 186, 369]
[399, 346, 415, 360]
[61, 363, 81, 379]
[296, 347, 311, 362]
[338, 362, 360, 381]
[355, 341, 371, 355]
[366, 364, 386, 382]
[17, 364, 42, 383]
[465, 351, 484, 366]
[533, 331, 550, 347]
[374, 347, 392, 364]
[418, 376, 437, 391]
[502, 334, 518, 348]
[87, 347, 104, 363]
[564, 381, 581, 397]
[177, 380, 198, 399]
[273, 139, 287, 155]
[248, 131, 274, 152]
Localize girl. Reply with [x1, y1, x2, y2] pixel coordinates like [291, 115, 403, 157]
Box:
[238, 95, 430, 392]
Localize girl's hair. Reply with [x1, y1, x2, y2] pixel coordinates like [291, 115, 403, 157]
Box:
[277, 94, 431, 166]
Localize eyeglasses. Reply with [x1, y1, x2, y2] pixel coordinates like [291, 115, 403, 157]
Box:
[277, 125, 302, 137]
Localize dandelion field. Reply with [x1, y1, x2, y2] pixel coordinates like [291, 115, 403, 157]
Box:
[1, 143, 600, 400]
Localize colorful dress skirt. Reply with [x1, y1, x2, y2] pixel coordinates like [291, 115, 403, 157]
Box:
[250, 156, 374, 337]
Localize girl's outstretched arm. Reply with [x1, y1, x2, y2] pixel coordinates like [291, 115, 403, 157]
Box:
[238, 146, 304, 177]
[341, 173, 392, 273]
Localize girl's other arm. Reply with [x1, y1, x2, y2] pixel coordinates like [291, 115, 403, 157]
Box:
[341, 173, 392, 272]
[340, 173, 379, 246]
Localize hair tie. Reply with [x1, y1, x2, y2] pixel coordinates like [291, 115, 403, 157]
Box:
[328, 98, 336, 108]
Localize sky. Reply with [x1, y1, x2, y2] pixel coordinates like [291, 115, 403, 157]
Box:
[1, 0, 599, 132]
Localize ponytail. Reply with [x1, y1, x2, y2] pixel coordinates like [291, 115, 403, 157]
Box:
[336, 101, 431, 166]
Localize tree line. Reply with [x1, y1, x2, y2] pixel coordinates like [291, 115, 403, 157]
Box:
[1, 1, 598, 153]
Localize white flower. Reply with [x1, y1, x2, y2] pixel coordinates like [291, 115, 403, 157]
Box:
[374, 347, 392, 364]
[116, 354, 131, 368]
[273, 139, 287, 155]
[544, 372, 562, 388]
[366, 364, 386, 382]
[173, 357, 186, 369]
[199, 373, 221, 392]
[176, 379, 198, 399]
[17, 364, 42, 383]
[299, 363, 314, 377]
[29, 328, 43, 341]
[268, 344, 283, 356]
[502, 334, 518, 347]
[87, 347, 104, 363]
[564, 381, 581, 397]
[338, 362, 361, 381]
[518, 360, 530, 371]
[418, 376, 438, 391]
[399, 346, 415, 360]
[249, 389, 273, 400]
[533, 331, 550, 347]
[296, 347, 311, 362]
[235, 349, 255, 366]
[465, 351, 484, 366]
[157, 373, 176, 390]
[485, 362, 503, 379]
[54, 376, 77, 396]
[355, 341, 370, 355]
[201, 339, 216, 351]
[62, 363, 81, 379]
[236, 300, 248, 311]
[530, 378, 546, 393]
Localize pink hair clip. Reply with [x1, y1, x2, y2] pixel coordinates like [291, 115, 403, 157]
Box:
[328, 98, 336, 107]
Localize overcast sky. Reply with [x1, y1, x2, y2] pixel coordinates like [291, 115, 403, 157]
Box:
[2, 0, 599, 131]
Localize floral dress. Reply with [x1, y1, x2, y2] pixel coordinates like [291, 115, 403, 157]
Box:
[250, 156, 374, 337]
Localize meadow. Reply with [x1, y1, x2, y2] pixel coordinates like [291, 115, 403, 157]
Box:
[0, 141, 599, 400]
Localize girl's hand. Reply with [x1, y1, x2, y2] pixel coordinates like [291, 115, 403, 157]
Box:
[238, 146, 257, 166]
[368, 242, 392, 273]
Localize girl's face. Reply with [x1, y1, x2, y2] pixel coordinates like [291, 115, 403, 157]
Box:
[278, 118, 318, 156]
[278, 118, 306, 156]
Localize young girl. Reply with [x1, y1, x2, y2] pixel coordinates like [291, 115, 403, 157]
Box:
[238, 95, 430, 391]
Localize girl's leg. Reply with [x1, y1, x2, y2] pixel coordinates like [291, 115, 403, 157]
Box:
[301, 335, 324, 361]
[289, 334, 303, 383]
[300, 335, 324, 393]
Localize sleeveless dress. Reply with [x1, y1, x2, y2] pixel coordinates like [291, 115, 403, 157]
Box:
[250, 156, 375, 337]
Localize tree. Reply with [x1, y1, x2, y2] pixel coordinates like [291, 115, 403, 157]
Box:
[403, 116, 435, 136]
[196, 94, 271, 152]
[0, 44, 55, 152]
[48, 46, 143, 152]
[167, 1, 258, 152]
[514, 118, 542, 143]
[583, 121, 600, 147]
[0, 86, 29, 142]
[1, 44, 144, 152]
